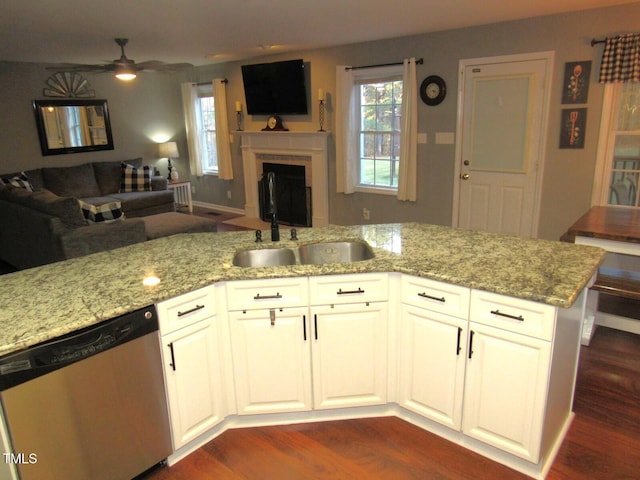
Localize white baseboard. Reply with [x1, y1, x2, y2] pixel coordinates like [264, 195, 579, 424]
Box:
[191, 200, 245, 216]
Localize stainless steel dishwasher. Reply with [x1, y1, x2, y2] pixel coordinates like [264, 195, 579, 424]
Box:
[0, 306, 172, 480]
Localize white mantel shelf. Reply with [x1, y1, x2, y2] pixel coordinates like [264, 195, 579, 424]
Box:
[239, 131, 330, 227]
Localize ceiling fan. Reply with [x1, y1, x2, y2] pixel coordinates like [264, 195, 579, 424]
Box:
[48, 38, 193, 81]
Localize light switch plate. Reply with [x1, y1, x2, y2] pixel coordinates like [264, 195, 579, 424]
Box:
[435, 132, 455, 144]
[417, 133, 427, 144]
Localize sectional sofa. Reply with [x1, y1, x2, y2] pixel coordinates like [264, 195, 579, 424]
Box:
[0, 159, 176, 269]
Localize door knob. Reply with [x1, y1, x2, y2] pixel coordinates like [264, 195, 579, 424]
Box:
[460, 173, 470, 180]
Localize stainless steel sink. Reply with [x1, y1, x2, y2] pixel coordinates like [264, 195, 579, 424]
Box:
[299, 241, 375, 265]
[232, 248, 297, 267]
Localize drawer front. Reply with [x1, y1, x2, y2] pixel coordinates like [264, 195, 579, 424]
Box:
[309, 273, 388, 305]
[401, 275, 470, 319]
[226, 277, 308, 311]
[470, 290, 556, 341]
[157, 285, 216, 334]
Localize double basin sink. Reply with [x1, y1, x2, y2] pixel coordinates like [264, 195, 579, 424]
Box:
[233, 241, 375, 268]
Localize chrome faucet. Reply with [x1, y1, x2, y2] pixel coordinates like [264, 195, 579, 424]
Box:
[267, 171, 279, 241]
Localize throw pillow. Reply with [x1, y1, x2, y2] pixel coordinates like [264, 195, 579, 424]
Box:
[78, 200, 125, 224]
[0, 172, 34, 191]
[120, 164, 152, 193]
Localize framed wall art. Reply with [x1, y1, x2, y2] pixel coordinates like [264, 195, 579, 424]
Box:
[559, 108, 587, 149]
[562, 61, 592, 104]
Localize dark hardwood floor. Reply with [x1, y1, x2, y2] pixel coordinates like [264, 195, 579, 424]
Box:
[141, 326, 640, 480]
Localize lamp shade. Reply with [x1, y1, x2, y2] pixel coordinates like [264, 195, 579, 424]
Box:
[159, 141, 179, 158]
[114, 64, 137, 81]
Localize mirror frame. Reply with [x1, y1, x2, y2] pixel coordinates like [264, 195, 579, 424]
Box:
[33, 99, 115, 156]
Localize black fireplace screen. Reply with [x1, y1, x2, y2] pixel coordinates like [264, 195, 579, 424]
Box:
[259, 163, 312, 227]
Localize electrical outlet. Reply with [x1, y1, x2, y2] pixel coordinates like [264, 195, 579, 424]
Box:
[191, 185, 196, 194]
[362, 208, 370, 220]
[227, 190, 232, 200]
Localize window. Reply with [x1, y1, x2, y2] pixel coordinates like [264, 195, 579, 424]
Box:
[595, 82, 640, 207]
[357, 77, 403, 191]
[194, 85, 218, 174]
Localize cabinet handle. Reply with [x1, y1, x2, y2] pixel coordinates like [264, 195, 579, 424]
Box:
[303, 315, 307, 341]
[490, 309, 524, 321]
[314, 314, 318, 340]
[456, 327, 462, 356]
[254, 292, 283, 300]
[336, 287, 364, 295]
[468, 331, 475, 359]
[177, 304, 205, 317]
[168, 342, 176, 371]
[418, 292, 446, 303]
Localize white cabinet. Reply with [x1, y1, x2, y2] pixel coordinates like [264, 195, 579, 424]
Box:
[157, 286, 225, 449]
[462, 321, 550, 462]
[398, 275, 469, 430]
[311, 302, 388, 409]
[309, 273, 389, 409]
[229, 307, 312, 415]
[462, 290, 556, 463]
[227, 274, 389, 413]
[227, 277, 311, 414]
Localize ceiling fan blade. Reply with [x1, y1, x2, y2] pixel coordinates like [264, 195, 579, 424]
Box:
[45, 63, 114, 72]
[136, 61, 194, 72]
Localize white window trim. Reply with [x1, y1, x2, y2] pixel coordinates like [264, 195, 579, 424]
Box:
[354, 65, 403, 194]
[592, 83, 640, 208]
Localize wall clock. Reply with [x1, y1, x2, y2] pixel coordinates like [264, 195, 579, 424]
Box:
[262, 115, 288, 131]
[420, 75, 446, 106]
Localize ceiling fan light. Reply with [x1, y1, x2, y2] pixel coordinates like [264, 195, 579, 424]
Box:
[114, 65, 137, 81]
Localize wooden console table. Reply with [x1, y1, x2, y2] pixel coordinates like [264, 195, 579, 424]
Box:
[567, 206, 640, 342]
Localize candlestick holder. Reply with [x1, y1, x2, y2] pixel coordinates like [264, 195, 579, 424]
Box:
[318, 100, 326, 132]
[236, 110, 243, 131]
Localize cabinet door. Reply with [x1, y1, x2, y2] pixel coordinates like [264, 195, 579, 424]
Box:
[398, 304, 467, 430]
[162, 318, 224, 449]
[462, 322, 551, 463]
[311, 302, 388, 409]
[229, 307, 312, 415]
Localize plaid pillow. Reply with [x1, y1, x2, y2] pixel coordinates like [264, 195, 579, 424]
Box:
[78, 200, 125, 224]
[120, 163, 152, 192]
[0, 172, 34, 191]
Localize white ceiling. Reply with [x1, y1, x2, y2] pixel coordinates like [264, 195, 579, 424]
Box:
[1, 0, 637, 67]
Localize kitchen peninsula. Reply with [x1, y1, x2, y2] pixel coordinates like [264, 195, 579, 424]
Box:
[0, 223, 605, 479]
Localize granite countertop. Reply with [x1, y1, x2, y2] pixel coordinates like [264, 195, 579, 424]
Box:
[0, 223, 605, 356]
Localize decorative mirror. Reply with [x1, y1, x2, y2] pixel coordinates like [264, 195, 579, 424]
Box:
[33, 99, 114, 156]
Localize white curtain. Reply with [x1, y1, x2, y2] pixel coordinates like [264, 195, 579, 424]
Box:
[181, 82, 203, 177]
[335, 65, 357, 194]
[397, 57, 418, 202]
[213, 78, 234, 180]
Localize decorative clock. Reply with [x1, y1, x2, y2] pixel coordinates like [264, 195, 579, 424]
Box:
[262, 115, 288, 131]
[420, 75, 446, 106]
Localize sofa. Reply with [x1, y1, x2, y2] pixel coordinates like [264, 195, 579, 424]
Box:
[0, 159, 176, 269]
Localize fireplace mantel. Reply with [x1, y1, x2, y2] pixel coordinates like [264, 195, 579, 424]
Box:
[239, 131, 330, 227]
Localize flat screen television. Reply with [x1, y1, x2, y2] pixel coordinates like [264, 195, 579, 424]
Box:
[241, 59, 308, 115]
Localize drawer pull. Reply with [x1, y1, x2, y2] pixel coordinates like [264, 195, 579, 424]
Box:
[490, 309, 524, 321]
[418, 292, 446, 303]
[468, 331, 475, 359]
[456, 327, 462, 356]
[254, 292, 283, 300]
[177, 304, 205, 317]
[337, 287, 365, 295]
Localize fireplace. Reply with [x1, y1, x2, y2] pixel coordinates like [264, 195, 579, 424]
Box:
[258, 163, 312, 227]
[239, 132, 330, 227]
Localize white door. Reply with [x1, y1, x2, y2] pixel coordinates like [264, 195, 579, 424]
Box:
[454, 53, 553, 237]
[229, 307, 312, 415]
[397, 304, 467, 430]
[162, 319, 224, 449]
[311, 302, 388, 409]
[462, 322, 551, 463]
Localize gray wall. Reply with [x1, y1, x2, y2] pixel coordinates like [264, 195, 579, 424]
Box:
[2, 3, 639, 240]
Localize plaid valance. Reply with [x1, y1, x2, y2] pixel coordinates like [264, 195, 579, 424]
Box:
[599, 33, 640, 83]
